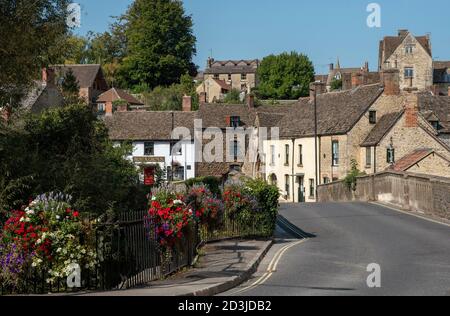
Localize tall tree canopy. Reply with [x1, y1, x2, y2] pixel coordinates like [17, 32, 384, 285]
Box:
[0, 0, 70, 108]
[118, 0, 197, 90]
[256, 52, 315, 100]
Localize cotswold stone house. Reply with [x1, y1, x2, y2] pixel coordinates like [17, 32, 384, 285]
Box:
[202, 58, 259, 94]
[263, 69, 450, 203]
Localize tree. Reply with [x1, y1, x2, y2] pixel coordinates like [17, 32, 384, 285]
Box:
[0, 0, 70, 108]
[61, 69, 81, 105]
[0, 105, 146, 215]
[330, 78, 343, 91]
[223, 89, 242, 104]
[63, 35, 90, 64]
[256, 52, 315, 100]
[118, 0, 197, 90]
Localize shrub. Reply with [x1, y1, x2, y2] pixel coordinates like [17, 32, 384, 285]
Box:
[244, 179, 280, 237]
[185, 185, 224, 230]
[185, 176, 222, 197]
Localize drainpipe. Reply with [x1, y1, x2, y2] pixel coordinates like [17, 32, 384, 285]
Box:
[292, 138, 296, 203]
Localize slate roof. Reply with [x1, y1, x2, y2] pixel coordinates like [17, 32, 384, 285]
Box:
[361, 111, 404, 147]
[205, 59, 259, 75]
[105, 111, 195, 141]
[418, 92, 450, 133]
[278, 84, 384, 138]
[388, 149, 439, 172]
[50, 64, 106, 89]
[212, 79, 232, 91]
[196, 103, 255, 128]
[97, 88, 144, 105]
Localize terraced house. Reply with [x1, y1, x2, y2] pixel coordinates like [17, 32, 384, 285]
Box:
[264, 69, 450, 203]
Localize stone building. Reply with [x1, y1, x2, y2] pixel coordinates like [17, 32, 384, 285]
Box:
[202, 58, 259, 94]
[96, 87, 144, 116]
[378, 29, 433, 91]
[49, 64, 108, 105]
[196, 77, 232, 103]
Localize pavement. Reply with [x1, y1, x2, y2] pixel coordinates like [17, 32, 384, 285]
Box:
[222, 202, 450, 296]
[80, 239, 272, 296]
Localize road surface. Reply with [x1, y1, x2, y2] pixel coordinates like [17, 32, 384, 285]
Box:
[222, 202, 450, 296]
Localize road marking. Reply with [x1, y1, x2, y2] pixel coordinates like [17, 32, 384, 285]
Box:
[371, 202, 450, 228]
[228, 239, 307, 296]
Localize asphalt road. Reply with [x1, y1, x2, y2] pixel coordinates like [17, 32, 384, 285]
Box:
[222, 202, 450, 296]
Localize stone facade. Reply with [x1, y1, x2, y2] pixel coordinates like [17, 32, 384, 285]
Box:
[380, 31, 433, 91]
[406, 153, 450, 178]
[318, 171, 450, 221]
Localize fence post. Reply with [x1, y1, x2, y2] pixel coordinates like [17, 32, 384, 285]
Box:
[403, 174, 410, 211]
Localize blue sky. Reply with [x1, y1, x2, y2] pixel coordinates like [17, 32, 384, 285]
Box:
[75, 0, 450, 74]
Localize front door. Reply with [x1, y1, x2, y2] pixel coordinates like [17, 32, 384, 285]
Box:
[297, 176, 305, 203]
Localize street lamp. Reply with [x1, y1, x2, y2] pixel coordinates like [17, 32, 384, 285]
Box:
[310, 82, 320, 202]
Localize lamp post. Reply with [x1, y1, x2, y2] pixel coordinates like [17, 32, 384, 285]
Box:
[310, 82, 320, 202]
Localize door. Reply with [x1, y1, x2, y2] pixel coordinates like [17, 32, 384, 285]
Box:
[297, 176, 305, 203]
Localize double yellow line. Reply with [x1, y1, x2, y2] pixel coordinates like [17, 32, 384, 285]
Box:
[229, 239, 307, 296]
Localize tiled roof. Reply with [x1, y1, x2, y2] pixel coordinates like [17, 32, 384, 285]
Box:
[380, 34, 431, 63]
[97, 88, 144, 105]
[279, 84, 384, 138]
[196, 103, 255, 128]
[389, 148, 436, 172]
[418, 92, 450, 133]
[361, 111, 404, 147]
[105, 111, 195, 141]
[212, 79, 232, 91]
[50, 64, 106, 89]
[205, 59, 259, 75]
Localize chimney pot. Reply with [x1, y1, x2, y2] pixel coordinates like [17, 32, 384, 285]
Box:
[182, 95, 192, 112]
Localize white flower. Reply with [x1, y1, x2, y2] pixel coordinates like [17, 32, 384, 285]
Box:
[56, 215, 61, 220]
[56, 248, 62, 253]
[20, 217, 26, 222]
[188, 209, 193, 215]
[173, 200, 184, 205]
[81, 249, 86, 254]
[32, 262, 37, 267]
[36, 239, 42, 245]
[151, 196, 157, 201]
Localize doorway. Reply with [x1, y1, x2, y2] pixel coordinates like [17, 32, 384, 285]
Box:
[297, 176, 305, 203]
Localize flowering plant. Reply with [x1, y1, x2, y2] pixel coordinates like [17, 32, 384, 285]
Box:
[0, 193, 97, 287]
[0, 243, 29, 288]
[148, 187, 194, 249]
[185, 185, 224, 230]
[223, 185, 259, 221]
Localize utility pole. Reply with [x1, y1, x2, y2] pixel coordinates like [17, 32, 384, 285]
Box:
[310, 83, 320, 202]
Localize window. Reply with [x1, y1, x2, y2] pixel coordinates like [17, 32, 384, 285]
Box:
[170, 142, 182, 156]
[366, 147, 372, 167]
[241, 73, 247, 80]
[431, 121, 439, 130]
[332, 141, 339, 166]
[270, 145, 276, 165]
[298, 145, 303, 166]
[369, 111, 377, 124]
[387, 148, 395, 164]
[323, 177, 330, 184]
[214, 74, 219, 79]
[167, 166, 185, 181]
[233, 140, 239, 161]
[404, 67, 414, 78]
[285, 144, 290, 165]
[309, 179, 315, 198]
[285, 175, 290, 198]
[405, 45, 414, 54]
[144, 142, 154, 156]
[228, 74, 232, 81]
[97, 103, 106, 113]
[230, 116, 240, 128]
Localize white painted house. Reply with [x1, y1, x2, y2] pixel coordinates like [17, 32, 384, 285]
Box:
[105, 110, 196, 184]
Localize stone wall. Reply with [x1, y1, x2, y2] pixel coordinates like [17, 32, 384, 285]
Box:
[318, 171, 450, 220]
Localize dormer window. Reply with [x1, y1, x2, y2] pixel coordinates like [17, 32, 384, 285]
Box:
[431, 121, 439, 130]
[230, 116, 240, 128]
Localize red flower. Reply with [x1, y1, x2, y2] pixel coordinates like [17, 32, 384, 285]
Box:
[73, 211, 79, 218]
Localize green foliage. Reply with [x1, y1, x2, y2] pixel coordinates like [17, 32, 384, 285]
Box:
[0, 0, 70, 108]
[140, 73, 199, 111]
[223, 89, 243, 104]
[256, 51, 315, 100]
[118, 0, 197, 90]
[0, 105, 146, 215]
[344, 159, 365, 191]
[330, 78, 343, 91]
[244, 179, 280, 237]
[61, 69, 80, 104]
[185, 176, 222, 197]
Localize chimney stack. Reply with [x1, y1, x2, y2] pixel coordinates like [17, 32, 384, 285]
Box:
[310, 82, 326, 103]
[42, 67, 55, 84]
[382, 69, 400, 96]
[404, 93, 419, 128]
[199, 92, 207, 104]
[364, 61, 369, 72]
[246, 94, 255, 109]
[351, 72, 363, 88]
[182, 95, 192, 112]
[398, 29, 409, 37]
